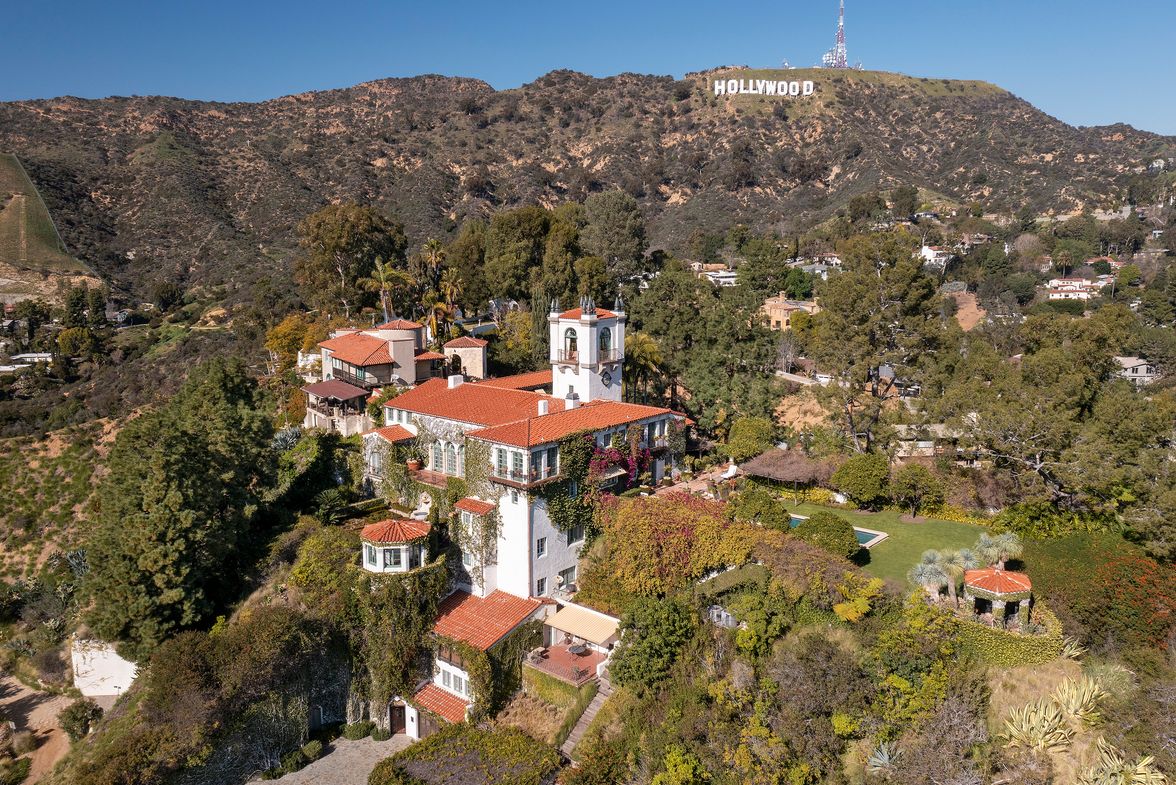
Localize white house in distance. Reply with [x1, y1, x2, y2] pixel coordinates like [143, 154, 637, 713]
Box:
[358, 296, 688, 733]
[1114, 356, 1159, 387]
[1045, 277, 1102, 301]
[919, 245, 953, 271]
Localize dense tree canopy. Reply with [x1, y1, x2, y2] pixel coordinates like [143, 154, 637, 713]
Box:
[85, 358, 274, 659]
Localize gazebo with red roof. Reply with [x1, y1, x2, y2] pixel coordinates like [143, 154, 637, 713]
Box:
[963, 567, 1033, 626]
[360, 518, 431, 575]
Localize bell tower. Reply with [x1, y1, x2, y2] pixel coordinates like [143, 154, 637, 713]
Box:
[548, 296, 625, 404]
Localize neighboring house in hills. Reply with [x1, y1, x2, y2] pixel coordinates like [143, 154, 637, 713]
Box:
[1114, 356, 1159, 387]
[302, 318, 445, 435]
[761, 293, 819, 331]
[345, 297, 688, 738]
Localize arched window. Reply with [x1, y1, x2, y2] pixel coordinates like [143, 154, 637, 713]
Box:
[599, 327, 612, 356]
[432, 442, 443, 471]
[445, 443, 457, 475]
[563, 328, 578, 359]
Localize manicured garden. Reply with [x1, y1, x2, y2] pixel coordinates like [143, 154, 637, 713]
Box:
[786, 502, 985, 585]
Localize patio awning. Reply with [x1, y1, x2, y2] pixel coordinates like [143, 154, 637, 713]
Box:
[546, 604, 619, 647]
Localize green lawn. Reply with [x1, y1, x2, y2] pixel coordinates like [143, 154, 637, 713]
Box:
[788, 502, 986, 586]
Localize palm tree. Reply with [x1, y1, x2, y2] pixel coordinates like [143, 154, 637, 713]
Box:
[359, 256, 396, 323]
[909, 551, 948, 601]
[940, 548, 979, 608]
[421, 238, 446, 291]
[623, 331, 664, 404]
[976, 532, 1023, 569]
[423, 298, 453, 345]
[440, 269, 464, 315]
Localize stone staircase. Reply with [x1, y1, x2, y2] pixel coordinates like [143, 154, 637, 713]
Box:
[559, 676, 612, 760]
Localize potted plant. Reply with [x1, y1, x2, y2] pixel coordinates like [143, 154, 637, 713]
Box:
[406, 456, 422, 471]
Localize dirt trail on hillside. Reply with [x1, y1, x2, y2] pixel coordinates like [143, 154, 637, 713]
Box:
[0, 675, 71, 783]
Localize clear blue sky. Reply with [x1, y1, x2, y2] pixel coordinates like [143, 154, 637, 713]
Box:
[3, 1, 1174, 134]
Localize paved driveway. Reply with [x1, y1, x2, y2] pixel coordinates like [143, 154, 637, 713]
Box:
[251, 735, 412, 785]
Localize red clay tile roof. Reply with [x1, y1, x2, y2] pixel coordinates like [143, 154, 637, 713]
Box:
[361, 518, 431, 544]
[964, 568, 1032, 595]
[415, 350, 446, 361]
[365, 425, 415, 444]
[477, 369, 553, 390]
[454, 497, 497, 516]
[559, 307, 617, 320]
[433, 590, 542, 651]
[318, 333, 394, 367]
[301, 379, 369, 400]
[444, 336, 488, 349]
[386, 378, 564, 427]
[375, 318, 423, 330]
[468, 400, 680, 448]
[412, 683, 469, 724]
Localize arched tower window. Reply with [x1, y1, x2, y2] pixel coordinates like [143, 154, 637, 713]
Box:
[599, 327, 612, 356]
[563, 328, 578, 360]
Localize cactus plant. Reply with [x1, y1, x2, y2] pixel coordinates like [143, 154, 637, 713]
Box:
[1053, 676, 1107, 728]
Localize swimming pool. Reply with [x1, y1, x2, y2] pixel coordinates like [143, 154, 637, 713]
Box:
[789, 514, 889, 549]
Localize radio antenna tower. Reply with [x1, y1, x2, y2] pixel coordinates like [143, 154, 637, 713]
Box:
[820, 0, 850, 69]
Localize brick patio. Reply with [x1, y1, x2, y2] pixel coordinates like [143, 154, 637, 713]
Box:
[525, 643, 605, 686]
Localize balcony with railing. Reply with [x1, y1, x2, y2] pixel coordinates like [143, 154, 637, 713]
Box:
[554, 348, 622, 365]
[524, 644, 606, 687]
[329, 366, 381, 390]
[488, 463, 560, 488]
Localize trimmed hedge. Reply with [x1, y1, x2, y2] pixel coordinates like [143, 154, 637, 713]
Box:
[954, 607, 1064, 666]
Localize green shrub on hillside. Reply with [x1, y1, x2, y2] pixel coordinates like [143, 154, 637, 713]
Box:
[794, 511, 860, 560]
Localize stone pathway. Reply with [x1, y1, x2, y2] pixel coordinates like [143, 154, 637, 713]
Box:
[560, 677, 612, 759]
[250, 735, 412, 785]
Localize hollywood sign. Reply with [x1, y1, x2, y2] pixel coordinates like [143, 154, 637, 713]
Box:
[712, 78, 816, 97]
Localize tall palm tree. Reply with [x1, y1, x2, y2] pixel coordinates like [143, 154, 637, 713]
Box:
[909, 552, 948, 602]
[623, 331, 664, 404]
[421, 238, 446, 292]
[440, 269, 464, 315]
[976, 532, 1023, 570]
[359, 256, 396, 322]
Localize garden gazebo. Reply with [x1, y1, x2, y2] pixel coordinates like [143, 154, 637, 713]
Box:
[740, 448, 833, 501]
[962, 567, 1032, 627]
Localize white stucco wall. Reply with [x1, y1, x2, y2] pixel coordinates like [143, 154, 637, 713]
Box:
[494, 489, 531, 598]
[530, 497, 583, 597]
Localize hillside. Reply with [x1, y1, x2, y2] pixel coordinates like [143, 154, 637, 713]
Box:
[0, 67, 1171, 301]
[0, 153, 96, 303]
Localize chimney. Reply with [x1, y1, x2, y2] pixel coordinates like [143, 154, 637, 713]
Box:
[448, 374, 464, 389]
[538, 399, 549, 416]
[565, 391, 580, 410]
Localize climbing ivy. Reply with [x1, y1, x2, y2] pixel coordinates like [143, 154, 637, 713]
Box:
[436, 619, 543, 721]
[358, 558, 450, 707]
[536, 432, 597, 534]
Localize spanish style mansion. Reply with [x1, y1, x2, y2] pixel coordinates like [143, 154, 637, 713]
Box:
[302, 299, 687, 738]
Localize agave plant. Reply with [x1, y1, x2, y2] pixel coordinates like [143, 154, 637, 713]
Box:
[271, 426, 302, 452]
[1077, 737, 1168, 785]
[1002, 699, 1073, 752]
[866, 741, 902, 776]
[1053, 676, 1108, 728]
[1061, 636, 1088, 660]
